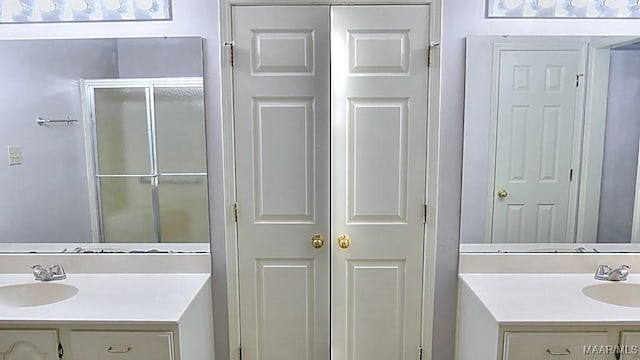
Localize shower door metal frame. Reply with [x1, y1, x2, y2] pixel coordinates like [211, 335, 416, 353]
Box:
[82, 77, 205, 243]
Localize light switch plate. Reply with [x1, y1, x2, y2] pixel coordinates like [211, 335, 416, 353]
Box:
[8, 146, 22, 166]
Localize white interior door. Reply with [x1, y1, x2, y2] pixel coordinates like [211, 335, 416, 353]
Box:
[492, 49, 582, 244]
[233, 6, 330, 360]
[233, 5, 430, 360]
[331, 6, 429, 360]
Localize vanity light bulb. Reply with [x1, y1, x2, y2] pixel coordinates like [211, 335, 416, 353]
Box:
[570, 0, 588, 7]
[605, 0, 626, 8]
[35, 0, 56, 12]
[103, 0, 121, 10]
[503, 0, 524, 9]
[69, 0, 88, 11]
[134, 0, 153, 10]
[537, 0, 556, 7]
[6, 0, 23, 14]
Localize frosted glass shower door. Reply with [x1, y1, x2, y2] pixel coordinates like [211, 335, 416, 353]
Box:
[154, 86, 208, 243]
[93, 87, 155, 243]
[86, 78, 208, 243]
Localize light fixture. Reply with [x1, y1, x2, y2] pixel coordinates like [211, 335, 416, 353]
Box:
[6, 0, 23, 15]
[0, 0, 170, 22]
[69, 0, 88, 11]
[501, 0, 524, 9]
[103, 0, 121, 10]
[570, 0, 589, 7]
[537, 0, 556, 7]
[605, 0, 626, 9]
[35, 0, 56, 12]
[134, 0, 154, 10]
[488, 0, 640, 16]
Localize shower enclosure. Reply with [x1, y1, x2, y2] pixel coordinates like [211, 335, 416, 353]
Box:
[82, 78, 209, 243]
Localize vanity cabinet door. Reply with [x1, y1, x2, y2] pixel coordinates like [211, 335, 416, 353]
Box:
[0, 330, 59, 360]
[620, 332, 640, 359]
[503, 332, 610, 359]
[70, 331, 174, 360]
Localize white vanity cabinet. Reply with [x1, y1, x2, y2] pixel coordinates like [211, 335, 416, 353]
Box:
[620, 332, 640, 360]
[503, 332, 610, 359]
[70, 331, 175, 360]
[0, 323, 211, 360]
[456, 274, 640, 360]
[0, 272, 214, 360]
[0, 330, 60, 360]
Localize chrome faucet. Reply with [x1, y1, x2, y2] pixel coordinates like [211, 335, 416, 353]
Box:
[594, 264, 630, 281]
[31, 264, 67, 281]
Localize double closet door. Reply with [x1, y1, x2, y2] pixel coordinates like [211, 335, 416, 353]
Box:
[233, 5, 430, 360]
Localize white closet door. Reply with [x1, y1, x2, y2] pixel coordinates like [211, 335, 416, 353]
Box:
[492, 49, 581, 244]
[331, 6, 430, 360]
[233, 6, 330, 360]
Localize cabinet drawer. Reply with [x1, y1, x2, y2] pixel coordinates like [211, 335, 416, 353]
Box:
[0, 330, 59, 360]
[70, 331, 174, 360]
[503, 332, 610, 359]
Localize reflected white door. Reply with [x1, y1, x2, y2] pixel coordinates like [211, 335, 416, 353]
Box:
[331, 5, 429, 360]
[233, 6, 330, 360]
[492, 49, 583, 243]
[233, 5, 429, 360]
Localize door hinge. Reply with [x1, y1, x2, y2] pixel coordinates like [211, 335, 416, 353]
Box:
[576, 73, 584, 87]
[569, 168, 573, 182]
[239, 345, 243, 360]
[58, 342, 64, 359]
[427, 41, 440, 67]
[419, 346, 423, 360]
[423, 203, 428, 224]
[224, 41, 235, 67]
[233, 202, 239, 222]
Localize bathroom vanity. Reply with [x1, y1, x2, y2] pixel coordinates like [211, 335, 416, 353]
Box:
[457, 254, 640, 360]
[0, 254, 214, 360]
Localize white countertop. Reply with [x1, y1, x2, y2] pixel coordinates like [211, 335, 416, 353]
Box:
[460, 273, 640, 325]
[0, 273, 210, 324]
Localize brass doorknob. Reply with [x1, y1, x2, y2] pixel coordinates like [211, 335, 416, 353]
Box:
[497, 189, 508, 199]
[311, 234, 325, 249]
[337, 234, 351, 249]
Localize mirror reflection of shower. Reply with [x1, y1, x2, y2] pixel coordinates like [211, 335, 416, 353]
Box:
[85, 78, 209, 243]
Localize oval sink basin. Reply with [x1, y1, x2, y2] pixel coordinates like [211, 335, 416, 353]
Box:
[583, 282, 640, 307]
[0, 283, 78, 307]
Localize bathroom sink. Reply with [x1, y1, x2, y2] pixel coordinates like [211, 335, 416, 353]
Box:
[583, 282, 640, 307]
[0, 283, 78, 307]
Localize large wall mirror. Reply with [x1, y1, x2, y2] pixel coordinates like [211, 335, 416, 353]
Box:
[0, 36, 209, 252]
[461, 35, 640, 253]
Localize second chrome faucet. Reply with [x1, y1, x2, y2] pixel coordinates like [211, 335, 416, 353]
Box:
[31, 264, 67, 281]
[594, 264, 630, 281]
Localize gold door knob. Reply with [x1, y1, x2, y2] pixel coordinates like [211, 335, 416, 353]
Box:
[337, 234, 351, 249]
[497, 189, 508, 199]
[311, 234, 325, 249]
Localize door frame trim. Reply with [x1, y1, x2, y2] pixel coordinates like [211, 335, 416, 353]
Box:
[218, 2, 442, 359]
[576, 36, 640, 244]
[485, 41, 588, 244]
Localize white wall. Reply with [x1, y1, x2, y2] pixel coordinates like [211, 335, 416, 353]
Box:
[0, 39, 118, 243]
[0, 3, 228, 360]
[438, 1, 640, 358]
[597, 48, 640, 243]
[116, 37, 204, 78]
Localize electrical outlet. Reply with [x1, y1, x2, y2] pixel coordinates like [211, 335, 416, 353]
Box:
[8, 146, 22, 166]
